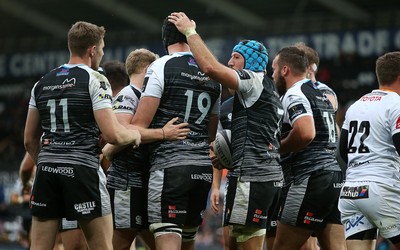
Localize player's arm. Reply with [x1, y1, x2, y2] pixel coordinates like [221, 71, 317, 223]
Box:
[19, 152, 35, 191]
[393, 132, 400, 155]
[210, 166, 223, 214]
[168, 12, 240, 90]
[280, 116, 315, 154]
[94, 108, 141, 147]
[24, 108, 42, 164]
[91, 75, 141, 147]
[338, 128, 349, 164]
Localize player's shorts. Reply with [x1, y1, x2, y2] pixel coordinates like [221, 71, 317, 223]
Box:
[108, 186, 149, 230]
[60, 218, 80, 231]
[223, 177, 282, 229]
[147, 166, 212, 227]
[265, 186, 281, 237]
[279, 170, 343, 230]
[339, 181, 400, 239]
[31, 163, 111, 220]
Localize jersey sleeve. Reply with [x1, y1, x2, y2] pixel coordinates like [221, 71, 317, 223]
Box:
[112, 86, 139, 115]
[389, 104, 400, 136]
[235, 69, 263, 108]
[283, 91, 312, 126]
[141, 60, 164, 99]
[28, 81, 39, 109]
[88, 71, 113, 111]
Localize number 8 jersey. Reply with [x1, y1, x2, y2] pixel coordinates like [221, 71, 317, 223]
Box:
[342, 89, 400, 184]
[29, 64, 113, 168]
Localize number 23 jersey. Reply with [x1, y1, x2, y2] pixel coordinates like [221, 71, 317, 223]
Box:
[342, 89, 400, 184]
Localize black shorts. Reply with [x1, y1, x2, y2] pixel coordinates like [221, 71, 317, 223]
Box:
[109, 186, 149, 230]
[279, 170, 343, 230]
[30, 163, 111, 220]
[223, 177, 282, 229]
[147, 166, 212, 227]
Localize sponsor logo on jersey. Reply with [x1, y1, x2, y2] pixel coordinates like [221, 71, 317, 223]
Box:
[56, 68, 70, 76]
[396, 116, 400, 129]
[288, 103, 306, 121]
[187, 57, 198, 68]
[235, 69, 251, 80]
[115, 95, 125, 102]
[360, 95, 382, 102]
[273, 181, 283, 187]
[303, 212, 323, 224]
[340, 186, 369, 199]
[41, 165, 75, 178]
[180, 72, 210, 82]
[345, 215, 365, 232]
[74, 201, 96, 215]
[99, 81, 108, 90]
[190, 173, 212, 183]
[113, 105, 133, 111]
[43, 78, 76, 91]
[98, 93, 112, 101]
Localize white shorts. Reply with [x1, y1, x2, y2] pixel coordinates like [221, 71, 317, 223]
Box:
[339, 181, 400, 239]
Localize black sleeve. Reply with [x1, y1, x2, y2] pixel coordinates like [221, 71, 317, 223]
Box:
[338, 128, 349, 164]
[392, 132, 400, 156]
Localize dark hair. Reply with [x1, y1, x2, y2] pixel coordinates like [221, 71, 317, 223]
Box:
[276, 46, 308, 76]
[376, 51, 400, 86]
[102, 60, 129, 90]
[161, 17, 187, 53]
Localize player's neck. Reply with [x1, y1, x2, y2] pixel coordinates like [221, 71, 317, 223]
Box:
[130, 73, 145, 89]
[69, 54, 90, 67]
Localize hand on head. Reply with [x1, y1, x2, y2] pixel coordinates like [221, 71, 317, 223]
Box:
[168, 12, 197, 37]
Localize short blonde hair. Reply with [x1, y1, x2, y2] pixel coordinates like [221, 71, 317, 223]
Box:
[68, 21, 105, 57]
[125, 49, 159, 76]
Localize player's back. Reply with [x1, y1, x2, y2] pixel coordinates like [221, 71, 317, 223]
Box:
[144, 53, 221, 170]
[32, 64, 111, 167]
[344, 90, 400, 184]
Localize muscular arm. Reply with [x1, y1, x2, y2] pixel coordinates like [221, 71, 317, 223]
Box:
[24, 108, 42, 164]
[280, 116, 315, 154]
[168, 12, 239, 90]
[94, 108, 141, 147]
[338, 128, 349, 164]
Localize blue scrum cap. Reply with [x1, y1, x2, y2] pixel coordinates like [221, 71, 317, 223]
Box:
[232, 40, 269, 72]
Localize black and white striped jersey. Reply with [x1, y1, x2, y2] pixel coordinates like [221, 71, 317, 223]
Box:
[228, 71, 284, 182]
[280, 79, 340, 184]
[142, 52, 221, 171]
[29, 64, 113, 168]
[107, 84, 149, 188]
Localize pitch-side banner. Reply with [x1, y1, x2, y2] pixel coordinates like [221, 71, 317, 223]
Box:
[0, 28, 399, 79]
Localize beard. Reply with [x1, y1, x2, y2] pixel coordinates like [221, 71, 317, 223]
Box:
[275, 74, 287, 96]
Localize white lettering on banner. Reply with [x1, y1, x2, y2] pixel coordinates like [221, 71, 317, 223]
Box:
[9, 51, 68, 77]
[267, 29, 396, 59]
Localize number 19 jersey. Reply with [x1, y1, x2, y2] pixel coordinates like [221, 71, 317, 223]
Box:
[342, 89, 400, 184]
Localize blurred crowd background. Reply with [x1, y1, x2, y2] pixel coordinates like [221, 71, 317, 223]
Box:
[0, 0, 399, 249]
